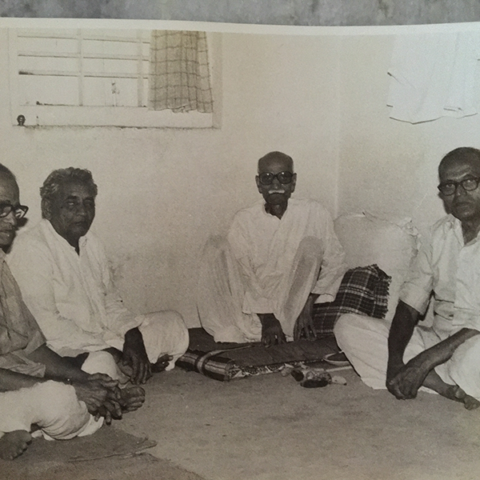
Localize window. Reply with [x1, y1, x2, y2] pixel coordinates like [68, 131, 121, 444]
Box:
[8, 28, 220, 128]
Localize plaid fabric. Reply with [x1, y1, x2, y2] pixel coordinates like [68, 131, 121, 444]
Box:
[313, 264, 391, 336]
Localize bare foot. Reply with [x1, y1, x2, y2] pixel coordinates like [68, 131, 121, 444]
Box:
[452, 385, 480, 410]
[118, 386, 145, 412]
[0, 430, 32, 460]
[151, 354, 173, 373]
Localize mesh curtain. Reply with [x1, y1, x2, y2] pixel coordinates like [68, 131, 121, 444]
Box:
[149, 30, 213, 113]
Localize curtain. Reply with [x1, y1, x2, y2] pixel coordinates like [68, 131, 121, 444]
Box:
[149, 30, 213, 113]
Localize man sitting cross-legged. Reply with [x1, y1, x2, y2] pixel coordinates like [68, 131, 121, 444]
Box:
[335, 147, 480, 410]
[0, 164, 144, 461]
[197, 151, 347, 345]
[8, 168, 189, 385]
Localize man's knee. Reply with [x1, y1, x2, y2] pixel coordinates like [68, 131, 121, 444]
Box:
[81, 351, 119, 379]
[32, 381, 95, 440]
[334, 314, 387, 350]
[204, 235, 229, 251]
[141, 310, 187, 331]
[138, 310, 189, 368]
[449, 336, 480, 388]
[298, 236, 324, 261]
[334, 313, 359, 346]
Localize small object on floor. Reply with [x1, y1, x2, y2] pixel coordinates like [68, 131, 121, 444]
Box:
[322, 351, 350, 367]
[281, 363, 347, 388]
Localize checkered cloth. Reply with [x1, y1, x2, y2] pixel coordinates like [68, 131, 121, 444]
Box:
[313, 264, 391, 336]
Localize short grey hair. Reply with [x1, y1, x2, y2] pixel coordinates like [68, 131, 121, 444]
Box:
[40, 168, 98, 203]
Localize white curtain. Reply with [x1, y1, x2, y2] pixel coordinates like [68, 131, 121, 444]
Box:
[149, 30, 213, 113]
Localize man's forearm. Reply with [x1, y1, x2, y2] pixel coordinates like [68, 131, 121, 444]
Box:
[0, 368, 48, 392]
[28, 345, 90, 383]
[412, 328, 480, 371]
[387, 301, 421, 369]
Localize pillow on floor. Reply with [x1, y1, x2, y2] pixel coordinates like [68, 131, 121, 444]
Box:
[312, 264, 391, 336]
[334, 212, 418, 321]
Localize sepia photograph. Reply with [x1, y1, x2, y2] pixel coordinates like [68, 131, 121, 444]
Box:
[1, 9, 480, 480]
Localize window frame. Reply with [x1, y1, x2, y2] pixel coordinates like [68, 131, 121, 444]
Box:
[8, 28, 221, 129]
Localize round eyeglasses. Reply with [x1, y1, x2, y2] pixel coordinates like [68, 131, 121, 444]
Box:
[437, 177, 480, 196]
[0, 203, 29, 219]
[258, 171, 294, 186]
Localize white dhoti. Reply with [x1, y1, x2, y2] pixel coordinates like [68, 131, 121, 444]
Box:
[196, 236, 323, 343]
[335, 313, 480, 400]
[0, 380, 102, 440]
[81, 311, 189, 380]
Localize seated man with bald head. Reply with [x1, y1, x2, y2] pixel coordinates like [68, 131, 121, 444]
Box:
[7, 168, 189, 385]
[197, 151, 348, 345]
[0, 164, 141, 461]
[335, 147, 480, 410]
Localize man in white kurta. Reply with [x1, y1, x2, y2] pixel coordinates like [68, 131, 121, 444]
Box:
[335, 147, 480, 409]
[8, 168, 188, 385]
[0, 164, 129, 461]
[197, 151, 347, 345]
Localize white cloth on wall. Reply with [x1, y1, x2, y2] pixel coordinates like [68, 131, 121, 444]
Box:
[387, 32, 480, 124]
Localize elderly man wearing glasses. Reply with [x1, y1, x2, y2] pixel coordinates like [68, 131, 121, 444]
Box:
[335, 147, 480, 410]
[7, 168, 188, 387]
[197, 151, 347, 346]
[0, 164, 143, 461]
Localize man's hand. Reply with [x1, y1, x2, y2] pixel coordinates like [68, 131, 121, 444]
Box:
[294, 294, 317, 341]
[72, 376, 121, 421]
[122, 328, 152, 385]
[258, 314, 286, 347]
[118, 386, 146, 412]
[386, 356, 430, 400]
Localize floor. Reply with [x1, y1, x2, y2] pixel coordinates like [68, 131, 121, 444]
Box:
[116, 367, 480, 480]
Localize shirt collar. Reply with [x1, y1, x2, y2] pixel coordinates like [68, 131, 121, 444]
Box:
[42, 218, 89, 251]
[446, 214, 480, 246]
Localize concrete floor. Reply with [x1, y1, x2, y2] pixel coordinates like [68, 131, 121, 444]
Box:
[117, 367, 480, 480]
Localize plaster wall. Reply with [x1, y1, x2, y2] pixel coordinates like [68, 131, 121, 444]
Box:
[338, 34, 480, 239]
[0, 29, 341, 326]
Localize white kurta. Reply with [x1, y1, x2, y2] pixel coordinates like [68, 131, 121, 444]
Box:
[197, 198, 347, 342]
[335, 215, 480, 399]
[7, 220, 188, 371]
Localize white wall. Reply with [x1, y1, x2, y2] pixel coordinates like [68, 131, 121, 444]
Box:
[1, 29, 342, 326]
[338, 34, 480, 239]
[7, 26, 478, 328]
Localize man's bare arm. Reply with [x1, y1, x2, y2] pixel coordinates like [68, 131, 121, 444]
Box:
[121, 327, 152, 385]
[386, 300, 421, 387]
[0, 367, 48, 392]
[294, 293, 319, 341]
[391, 327, 480, 400]
[28, 344, 121, 418]
[28, 344, 91, 383]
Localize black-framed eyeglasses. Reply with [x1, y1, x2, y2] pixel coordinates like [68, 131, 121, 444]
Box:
[258, 171, 294, 186]
[0, 203, 29, 219]
[437, 177, 480, 196]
